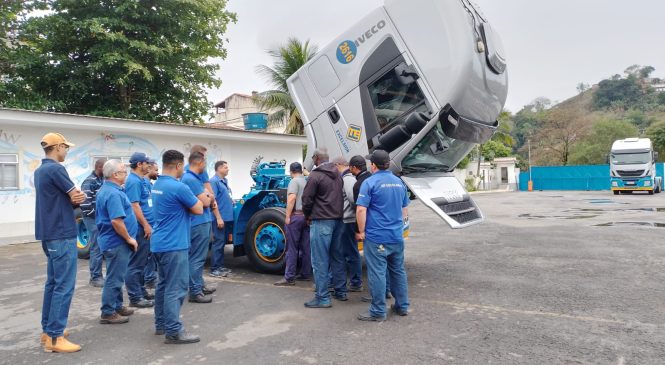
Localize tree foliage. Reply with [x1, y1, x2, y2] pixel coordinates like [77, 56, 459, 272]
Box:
[254, 38, 317, 135]
[0, 0, 236, 123]
[568, 119, 638, 165]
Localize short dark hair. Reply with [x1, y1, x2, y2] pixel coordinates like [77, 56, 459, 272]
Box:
[214, 160, 228, 171]
[95, 159, 107, 168]
[289, 162, 303, 173]
[191, 145, 207, 154]
[189, 151, 205, 165]
[162, 150, 184, 167]
[42, 145, 56, 154]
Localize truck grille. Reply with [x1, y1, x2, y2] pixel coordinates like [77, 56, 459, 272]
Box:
[617, 170, 644, 177]
[431, 198, 481, 224]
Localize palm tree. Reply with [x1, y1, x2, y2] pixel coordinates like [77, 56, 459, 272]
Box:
[254, 38, 318, 135]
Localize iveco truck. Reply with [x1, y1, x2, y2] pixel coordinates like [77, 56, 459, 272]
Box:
[610, 138, 662, 195]
[288, 0, 508, 228]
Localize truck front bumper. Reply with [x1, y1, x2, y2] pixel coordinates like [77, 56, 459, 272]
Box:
[611, 177, 654, 191]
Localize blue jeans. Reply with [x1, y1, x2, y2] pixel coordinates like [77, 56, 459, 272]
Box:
[189, 222, 211, 298]
[310, 219, 346, 302]
[154, 250, 189, 336]
[364, 239, 409, 318]
[210, 221, 233, 271]
[341, 222, 362, 288]
[83, 216, 104, 281]
[144, 252, 158, 284]
[41, 238, 78, 337]
[101, 243, 131, 316]
[125, 225, 149, 302]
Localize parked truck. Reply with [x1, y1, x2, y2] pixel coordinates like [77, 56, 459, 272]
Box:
[610, 138, 663, 195]
[78, 0, 508, 272]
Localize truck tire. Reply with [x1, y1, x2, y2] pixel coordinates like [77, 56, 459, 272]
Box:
[76, 216, 91, 259]
[244, 207, 286, 274]
[649, 189, 654, 195]
[656, 184, 661, 194]
[613, 191, 619, 195]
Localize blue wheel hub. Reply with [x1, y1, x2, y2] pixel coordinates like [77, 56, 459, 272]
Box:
[77, 220, 89, 249]
[254, 223, 285, 261]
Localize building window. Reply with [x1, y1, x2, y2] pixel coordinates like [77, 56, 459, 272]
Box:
[501, 167, 509, 183]
[0, 154, 19, 190]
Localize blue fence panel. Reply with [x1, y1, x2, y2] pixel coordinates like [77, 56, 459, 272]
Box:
[518, 163, 665, 191]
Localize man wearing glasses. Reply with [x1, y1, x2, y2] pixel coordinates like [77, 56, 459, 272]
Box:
[35, 133, 86, 353]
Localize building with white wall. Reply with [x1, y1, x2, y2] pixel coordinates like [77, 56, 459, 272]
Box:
[0, 108, 306, 241]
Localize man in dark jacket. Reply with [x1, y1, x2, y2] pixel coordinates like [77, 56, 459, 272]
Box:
[81, 158, 106, 287]
[302, 148, 346, 308]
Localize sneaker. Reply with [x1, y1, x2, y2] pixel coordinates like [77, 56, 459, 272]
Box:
[144, 281, 156, 290]
[143, 292, 155, 300]
[165, 330, 200, 345]
[43, 336, 81, 353]
[361, 293, 392, 303]
[273, 278, 295, 286]
[40, 330, 69, 345]
[155, 329, 165, 336]
[99, 313, 129, 324]
[357, 312, 386, 322]
[386, 292, 393, 299]
[209, 269, 228, 278]
[348, 285, 363, 292]
[333, 294, 348, 301]
[304, 298, 332, 308]
[116, 306, 135, 316]
[188, 294, 212, 303]
[129, 298, 154, 308]
[202, 286, 216, 295]
[89, 279, 104, 288]
[391, 304, 409, 316]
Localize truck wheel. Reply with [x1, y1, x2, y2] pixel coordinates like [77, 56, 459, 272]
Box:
[649, 189, 654, 195]
[656, 185, 661, 194]
[613, 191, 619, 195]
[244, 208, 286, 274]
[76, 217, 91, 259]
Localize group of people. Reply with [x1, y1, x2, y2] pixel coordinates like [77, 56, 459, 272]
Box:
[35, 133, 234, 353]
[35, 132, 410, 354]
[276, 148, 410, 322]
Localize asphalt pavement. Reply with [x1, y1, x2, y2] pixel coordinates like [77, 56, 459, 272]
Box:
[1, 191, 665, 364]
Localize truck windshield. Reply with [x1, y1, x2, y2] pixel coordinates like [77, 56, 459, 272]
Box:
[401, 120, 475, 173]
[611, 152, 651, 165]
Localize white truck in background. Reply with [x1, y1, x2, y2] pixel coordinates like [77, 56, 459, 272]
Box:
[288, 0, 508, 228]
[610, 138, 663, 195]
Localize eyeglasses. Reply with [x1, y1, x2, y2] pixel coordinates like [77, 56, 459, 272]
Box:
[115, 170, 128, 175]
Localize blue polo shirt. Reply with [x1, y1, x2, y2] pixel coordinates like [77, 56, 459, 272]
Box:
[34, 159, 77, 241]
[181, 170, 212, 227]
[356, 170, 410, 244]
[95, 181, 139, 251]
[151, 175, 200, 253]
[125, 171, 154, 225]
[185, 164, 210, 183]
[210, 175, 234, 222]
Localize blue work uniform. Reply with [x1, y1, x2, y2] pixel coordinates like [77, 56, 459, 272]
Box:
[209, 175, 234, 272]
[181, 170, 212, 298]
[124, 171, 155, 302]
[151, 175, 200, 337]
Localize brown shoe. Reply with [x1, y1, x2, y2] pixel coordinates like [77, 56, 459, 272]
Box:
[40, 329, 69, 345]
[273, 278, 295, 286]
[99, 313, 129, 324]
[116, 306, 135, 316]
[43, 336, 81, 353]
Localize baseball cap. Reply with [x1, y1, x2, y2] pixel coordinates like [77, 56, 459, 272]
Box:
[129, 152, 150, 164]
[349, 155, 367, 168]
[365, 150, 390, 167]
[41, 133, 75, 148]
[289, 162, 303, 173]
[147, 158, 157, 164]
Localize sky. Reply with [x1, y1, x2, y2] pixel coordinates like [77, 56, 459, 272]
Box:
[207, 0, 665, 114]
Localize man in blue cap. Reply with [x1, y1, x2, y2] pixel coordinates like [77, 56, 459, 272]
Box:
[124, 152, 155, 308]
[355, 150, 410, 321]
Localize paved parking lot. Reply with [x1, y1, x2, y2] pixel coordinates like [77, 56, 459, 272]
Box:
[1, 191, 665, 364]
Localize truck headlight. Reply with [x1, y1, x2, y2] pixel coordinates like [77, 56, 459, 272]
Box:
[612, 181, 618, 187]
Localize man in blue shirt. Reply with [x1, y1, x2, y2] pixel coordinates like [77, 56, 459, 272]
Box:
[355, 150, 410, 321]
[209, 160, 234, 278]
[80, 158, 106, 288]
[35, 133, 86, 353]
[124, 152, 155, 308]
[95, 160, 139, 325]
[152, 150, 203, 344]
[143, 159, 159, 289]
[182, 152, 215, 303]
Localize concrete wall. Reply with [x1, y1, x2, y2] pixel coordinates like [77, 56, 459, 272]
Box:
[0, 109, 306, 240]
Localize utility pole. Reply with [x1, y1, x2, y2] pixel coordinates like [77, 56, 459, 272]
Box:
[528, 139, 533, 191]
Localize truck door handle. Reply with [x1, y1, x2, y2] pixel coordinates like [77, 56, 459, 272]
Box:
[328, 108, 340, 124]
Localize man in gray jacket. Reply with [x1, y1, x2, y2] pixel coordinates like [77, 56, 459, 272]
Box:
[333, 156, 363, 292]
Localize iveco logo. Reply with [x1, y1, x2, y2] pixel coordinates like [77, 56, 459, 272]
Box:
[336, 19, 386, 64]
[354, 20, 386, 47]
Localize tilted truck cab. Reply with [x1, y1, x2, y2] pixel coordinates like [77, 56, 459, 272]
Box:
[288, 0, 508, 228]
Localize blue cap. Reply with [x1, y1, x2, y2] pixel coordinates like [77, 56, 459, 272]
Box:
[129, 152, 149, 164]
